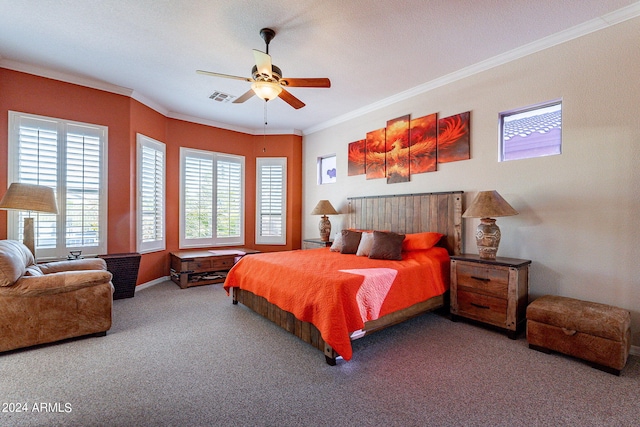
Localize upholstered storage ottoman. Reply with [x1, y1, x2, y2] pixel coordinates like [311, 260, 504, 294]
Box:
[526, 295, 631, 375]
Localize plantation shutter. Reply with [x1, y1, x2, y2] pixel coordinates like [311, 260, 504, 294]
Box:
[184, 153, 214, 240]
[15, 116, 58, 249]
[65, 125, 102, 248]
[180, 148, 244, 248]
[137, 134, 166, 253]
[216, 155, 243, 239]
[256, 157, 286, 245]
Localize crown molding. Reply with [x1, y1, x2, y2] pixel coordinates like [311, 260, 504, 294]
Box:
[302, 3, 640, 136]
[0, 58, 133, 97]
[130, 91, 169, 117]
[167, 112, 301, 136]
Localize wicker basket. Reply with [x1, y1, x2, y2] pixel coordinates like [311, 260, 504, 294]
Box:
[98, 253, 141, 299]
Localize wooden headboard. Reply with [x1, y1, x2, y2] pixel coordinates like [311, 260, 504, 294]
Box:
[346, 191, 463, 256]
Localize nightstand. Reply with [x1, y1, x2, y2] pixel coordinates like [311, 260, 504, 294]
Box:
[450, 254, 531, 339]
[302, 238, 333, 249]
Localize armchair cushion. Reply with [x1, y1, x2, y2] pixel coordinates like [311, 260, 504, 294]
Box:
[0, 240, 35, 287]
[5, 270, 113, 297]
[38, 258, 107, 274]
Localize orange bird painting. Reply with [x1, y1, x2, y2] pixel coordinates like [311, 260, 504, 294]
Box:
[437, 111, 470, 163]
[385, 115, 411, 184]
[348, 139, 366, 176]
[409, 113, 438, 174]
[366, 128, 386, 180]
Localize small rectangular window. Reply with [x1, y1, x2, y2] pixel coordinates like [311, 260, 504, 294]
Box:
[317, 154, 336, 184]
[499, 100, 562, 161]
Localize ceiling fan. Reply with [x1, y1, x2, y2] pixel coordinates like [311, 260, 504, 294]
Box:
[197, 28, 330, 109]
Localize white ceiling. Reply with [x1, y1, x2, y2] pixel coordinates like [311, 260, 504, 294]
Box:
[1, 0, 638, 135]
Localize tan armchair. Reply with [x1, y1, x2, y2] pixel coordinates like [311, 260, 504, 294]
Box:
[0, 240, 114, 353]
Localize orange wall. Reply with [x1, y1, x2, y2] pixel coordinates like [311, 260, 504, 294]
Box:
[1, 68, 303, 285]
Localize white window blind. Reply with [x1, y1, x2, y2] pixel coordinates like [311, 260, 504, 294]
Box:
[180, 148, 244, 248]
[136, 134, 166, 253]
[256, 157, 287, 245]
[216, 156, 243, 239]
[8, 111, 107, 259]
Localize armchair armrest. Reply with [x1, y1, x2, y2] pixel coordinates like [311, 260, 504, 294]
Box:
[2, 270, 113, 297]
[38, 258, 107, 274]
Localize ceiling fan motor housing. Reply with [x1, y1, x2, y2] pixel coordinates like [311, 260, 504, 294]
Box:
[252, 64, 282, 82]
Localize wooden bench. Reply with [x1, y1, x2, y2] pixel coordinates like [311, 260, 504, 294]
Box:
[526, 295, 631, 375]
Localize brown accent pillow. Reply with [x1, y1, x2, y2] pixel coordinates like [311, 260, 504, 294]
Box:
[340, 230, 362, 254]
[369, 231, 405, 260]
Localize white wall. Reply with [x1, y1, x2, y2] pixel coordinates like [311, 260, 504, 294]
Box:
[302, 17, 640, 347]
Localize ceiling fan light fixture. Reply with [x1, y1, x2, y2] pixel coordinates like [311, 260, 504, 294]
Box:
[251, 81, 282, 101]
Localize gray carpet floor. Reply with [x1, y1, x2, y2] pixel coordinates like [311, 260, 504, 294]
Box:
[1, 280, 638, 427]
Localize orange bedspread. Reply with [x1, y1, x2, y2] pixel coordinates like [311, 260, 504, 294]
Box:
[223, 247, 449, 361]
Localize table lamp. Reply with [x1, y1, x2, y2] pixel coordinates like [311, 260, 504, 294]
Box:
[310, 200, 338, 242]
[0, 183, 59, 256]
[462, 190, 518, 260]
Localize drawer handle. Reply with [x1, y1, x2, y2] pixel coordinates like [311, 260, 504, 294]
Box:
[471, 276, 490, 282]
[470, 302, 490, 310]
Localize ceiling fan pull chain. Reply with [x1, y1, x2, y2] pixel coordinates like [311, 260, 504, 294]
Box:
[263, 102, 268, 148]
[264, 101, 268, 126]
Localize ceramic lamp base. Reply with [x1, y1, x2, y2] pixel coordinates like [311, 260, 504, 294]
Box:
[318, 215, 331, 242]
[476, 217, 501, 260]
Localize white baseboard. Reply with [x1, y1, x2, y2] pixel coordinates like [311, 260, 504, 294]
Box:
[631, 345, 640, 357]
[134, 276, 169, 292]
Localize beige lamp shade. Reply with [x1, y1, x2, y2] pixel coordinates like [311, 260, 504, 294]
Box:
[462, 191, 518, 260]
[0, 183, 59, 214]
[462, 190, 518, 218]
[311, 200, 339, 242]
[0, 183, 59, 257]
[310, 200, 338, 216]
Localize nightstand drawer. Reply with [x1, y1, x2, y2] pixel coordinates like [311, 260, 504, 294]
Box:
[457, 289, 507, 327]
[455, 263, 509, 298]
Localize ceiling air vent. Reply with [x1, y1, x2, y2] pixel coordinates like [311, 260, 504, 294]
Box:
[209, 91, 235, 103]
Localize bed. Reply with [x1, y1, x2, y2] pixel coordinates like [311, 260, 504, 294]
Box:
[224, 191, 463, 365]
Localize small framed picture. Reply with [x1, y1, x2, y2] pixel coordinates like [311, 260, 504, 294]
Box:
[318, 154, 336, 185]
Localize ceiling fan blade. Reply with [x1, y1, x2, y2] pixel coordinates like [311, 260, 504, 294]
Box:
[196, 70, 252, 82]
[278, 88, 305, 109]
[253, 49, 272, 78]
[280, 78, 331, 88]
[232, 89, 255, 104]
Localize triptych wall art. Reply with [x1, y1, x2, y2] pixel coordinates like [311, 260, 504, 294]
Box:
[347, 111, 470, 184]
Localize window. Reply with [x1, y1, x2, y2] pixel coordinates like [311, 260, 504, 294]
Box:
[256, 157, 287, 245]
[7, 111, 107, 259]
[317, 154, 336, 184]
[499, 100, 562, 161]
[179, 147, 244, 248]
[136, 134, 165, 253]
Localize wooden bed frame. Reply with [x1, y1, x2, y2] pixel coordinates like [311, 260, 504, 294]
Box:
[232, 191, 463, 365]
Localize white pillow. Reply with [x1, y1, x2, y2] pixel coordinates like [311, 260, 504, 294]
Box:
[356, 232, 374, 256]
[330, 233, 343, 252]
